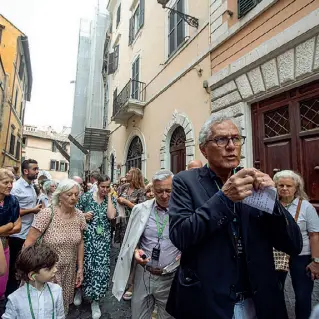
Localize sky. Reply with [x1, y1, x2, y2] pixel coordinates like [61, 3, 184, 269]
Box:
[1, 0, 104, 131]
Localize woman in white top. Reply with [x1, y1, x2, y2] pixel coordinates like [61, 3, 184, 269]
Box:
[37, 180, 57, 208]
[274, 170, 319, 319]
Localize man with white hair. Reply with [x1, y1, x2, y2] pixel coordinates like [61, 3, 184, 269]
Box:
[166, 115, 302, 319]
[112, 169, 179, 319]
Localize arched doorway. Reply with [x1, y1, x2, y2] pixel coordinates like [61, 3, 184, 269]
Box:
[170, 126, 186, 174]
[110, 154, 115, 182]
[126, 136, 143, 172]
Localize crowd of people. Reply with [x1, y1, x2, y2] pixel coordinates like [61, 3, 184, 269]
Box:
[0, 115, 318, 319]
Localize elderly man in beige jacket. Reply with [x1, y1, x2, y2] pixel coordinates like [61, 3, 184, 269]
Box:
[112, 169, 180, 319]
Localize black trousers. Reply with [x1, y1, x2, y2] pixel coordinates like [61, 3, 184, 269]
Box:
[290, 255, 313, 319]
[6, 237, 25, 296]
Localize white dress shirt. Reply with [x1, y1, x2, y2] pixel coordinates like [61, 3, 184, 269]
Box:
[2, 282, 65, 319]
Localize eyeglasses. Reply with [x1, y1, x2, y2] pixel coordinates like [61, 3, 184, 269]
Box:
[207, 136, 246, 147]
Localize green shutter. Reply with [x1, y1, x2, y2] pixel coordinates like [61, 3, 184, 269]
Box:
[139, 0, 145, 29]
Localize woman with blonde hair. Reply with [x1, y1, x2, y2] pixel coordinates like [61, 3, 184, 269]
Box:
[24, 179, 86, 314]
[0, 168, 21, 298]
[116, 167, 146, 300]
[145, 183, 154, 200]
[273, 170, 319, 319]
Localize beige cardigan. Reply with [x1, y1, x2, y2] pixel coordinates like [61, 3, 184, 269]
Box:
[112, 198, 155, 301]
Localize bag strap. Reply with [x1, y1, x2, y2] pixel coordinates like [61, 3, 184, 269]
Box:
[294, 199, 303, 222]
[36, 206, 54, 244]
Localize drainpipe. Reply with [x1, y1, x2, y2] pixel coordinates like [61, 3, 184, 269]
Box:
[2, 54, 18, 166]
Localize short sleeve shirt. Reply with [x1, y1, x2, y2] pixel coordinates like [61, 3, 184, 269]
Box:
[10, 177, 37, 239]
[287, 198, 319, 256]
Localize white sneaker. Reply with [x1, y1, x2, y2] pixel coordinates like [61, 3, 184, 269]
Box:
[91, 301, 101, 319]
[73, 288, 82, 306]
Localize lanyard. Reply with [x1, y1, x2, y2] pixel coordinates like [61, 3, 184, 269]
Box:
[214, 180, 241, 254]
[154, 208, 169, 241]
[27, 283, 55, 319]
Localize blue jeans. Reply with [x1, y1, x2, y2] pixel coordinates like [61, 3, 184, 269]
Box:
[233, 298, 257, 319]
[290, 255, 313, 319]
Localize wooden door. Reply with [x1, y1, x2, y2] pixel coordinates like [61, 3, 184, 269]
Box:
[170, 126, 186, 174]
[252, 80, 319, 212]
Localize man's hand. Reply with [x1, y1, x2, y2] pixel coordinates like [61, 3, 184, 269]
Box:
[306, 262, 319, 281]
[222, 168, 256, 202]
[84, 211, 94, 221]
[134, 249, 150, 266]
[253, 170, 275, 190]
[34, 204, 42, 214]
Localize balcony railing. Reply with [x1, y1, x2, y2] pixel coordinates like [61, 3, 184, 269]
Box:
[113, 79, 146, 117]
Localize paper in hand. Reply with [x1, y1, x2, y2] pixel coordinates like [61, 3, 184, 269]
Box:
[242, 187, 277, 214]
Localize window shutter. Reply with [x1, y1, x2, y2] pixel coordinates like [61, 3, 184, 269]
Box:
[50, 160, 55, 170]
[139, 0, 145, 29]
[65, 163, 68, 172]
[129, 16, 134, 45]
[116, 4, 121, 28]
[238, 0, 258, 18]
[55, 161, 59, 171]
[108, 52, 115, 74]
[114, 45, 119, 72]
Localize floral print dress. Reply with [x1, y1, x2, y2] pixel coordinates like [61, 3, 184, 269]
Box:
[77, 192, 117, 301]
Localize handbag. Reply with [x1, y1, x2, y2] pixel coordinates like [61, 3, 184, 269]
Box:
[36, 206, 54, 245]
[274, 199, 303, 271]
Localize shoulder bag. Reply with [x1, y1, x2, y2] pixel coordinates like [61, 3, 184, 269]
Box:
[36, 206, 54, 245]
[274, 199, 303, 271]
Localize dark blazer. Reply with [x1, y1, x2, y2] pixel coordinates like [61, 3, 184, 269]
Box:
[166, 166, 302, 319]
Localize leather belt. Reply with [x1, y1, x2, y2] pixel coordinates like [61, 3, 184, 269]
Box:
[235, 291, 252, 302]
[145, 265, 175, 277]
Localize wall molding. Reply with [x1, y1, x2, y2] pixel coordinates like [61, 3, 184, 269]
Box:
[160, 110, 195, 170]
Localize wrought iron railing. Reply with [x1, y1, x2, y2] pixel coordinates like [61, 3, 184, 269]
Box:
[113, 79, 146, 117]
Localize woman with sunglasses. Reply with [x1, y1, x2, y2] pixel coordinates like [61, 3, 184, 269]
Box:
[76, 174, 117, 319]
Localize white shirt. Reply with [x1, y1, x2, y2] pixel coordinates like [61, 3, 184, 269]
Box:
[2, 282, 65, 319]
[287, 198, 319, 256]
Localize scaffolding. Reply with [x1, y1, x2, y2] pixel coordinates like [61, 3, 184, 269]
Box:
[69, 3, 110, 178]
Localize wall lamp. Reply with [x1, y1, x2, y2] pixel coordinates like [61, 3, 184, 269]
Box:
[157, 0, 199, 29]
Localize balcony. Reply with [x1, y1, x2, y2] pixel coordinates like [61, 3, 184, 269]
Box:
[112, 79, 146, 124]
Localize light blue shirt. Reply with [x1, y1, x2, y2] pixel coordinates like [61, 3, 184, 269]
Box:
[2, 282, 65, 319]
[10, 177, 37, 239]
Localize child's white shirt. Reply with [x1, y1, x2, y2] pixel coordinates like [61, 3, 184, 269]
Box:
[2, 282, 65, 319]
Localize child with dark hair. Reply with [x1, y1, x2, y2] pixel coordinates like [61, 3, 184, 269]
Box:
[2, 243, 65, 319]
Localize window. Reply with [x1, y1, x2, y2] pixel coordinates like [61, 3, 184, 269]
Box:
[60, 162, 66, 172]
[50, 160, 59, 171]
[168, 0, 185, 57]
[238, 0, 262, 18]
[0, 26, 4, 44]
[132, 57, 140, 99]
[9, 133, 16, 155]
[13, 89, 18, 109]
[129, 0, 145, 45]
[22, 137, 27, 148]
[116, 4, 121, 28]
[16, 139, 21, 160]
[108, 45, 120, 74]
[52, 141, 57, 152]
[20, 101, 23, 119]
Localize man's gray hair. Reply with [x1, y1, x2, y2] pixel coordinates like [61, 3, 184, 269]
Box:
[152, 169, 174, 182]
[51, 179, 80, 206]
[198, 115, 241, 147]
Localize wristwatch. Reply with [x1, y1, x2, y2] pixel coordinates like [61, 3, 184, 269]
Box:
[312, 258, 319, 263]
